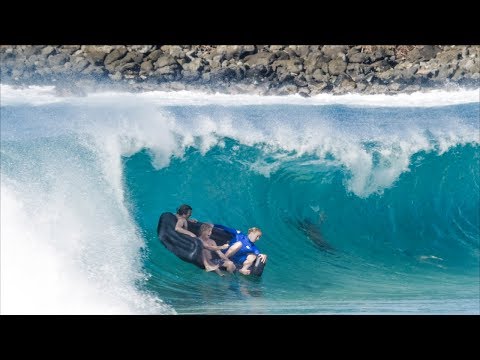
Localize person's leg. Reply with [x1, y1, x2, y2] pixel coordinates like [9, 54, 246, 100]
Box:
[224, 260, 236, 273]
[214, 268, 225, 276]
[224, 242, 242, 258]
[239, 254, 256, 275]
[203, 250, 219, 272]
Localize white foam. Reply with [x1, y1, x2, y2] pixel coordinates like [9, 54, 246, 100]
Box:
[0, 151, 175, 315]
[18, 85, 476, 198]
[3, 84, 478, 198]
[1, 84, 479, 107]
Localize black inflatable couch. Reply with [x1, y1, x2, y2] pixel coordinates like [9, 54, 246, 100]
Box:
[157, 212, 265, 276]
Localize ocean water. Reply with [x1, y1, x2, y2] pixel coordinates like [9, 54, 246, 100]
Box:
[1, 85, 479, 314]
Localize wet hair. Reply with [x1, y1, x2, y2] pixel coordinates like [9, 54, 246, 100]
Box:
[248, 227, 262, 236]
[199, 223, 213, 235]
[177, 204, 192, 216]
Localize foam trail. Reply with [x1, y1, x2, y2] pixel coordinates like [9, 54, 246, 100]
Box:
[1, 84, 479, 107]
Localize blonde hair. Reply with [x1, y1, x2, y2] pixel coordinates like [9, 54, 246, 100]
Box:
[199, 223, 213, 235]
[248, 227, 262, 235]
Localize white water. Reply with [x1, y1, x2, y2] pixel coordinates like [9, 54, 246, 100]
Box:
[1, 84, 478, 107]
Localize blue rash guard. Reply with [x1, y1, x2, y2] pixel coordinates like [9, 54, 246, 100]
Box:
[216, 224, 260, 265]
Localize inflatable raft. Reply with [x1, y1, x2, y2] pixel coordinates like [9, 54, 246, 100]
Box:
[157, 212, 266, 276]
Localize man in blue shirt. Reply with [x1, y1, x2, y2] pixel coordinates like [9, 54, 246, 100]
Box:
[218, 225, 267, 275]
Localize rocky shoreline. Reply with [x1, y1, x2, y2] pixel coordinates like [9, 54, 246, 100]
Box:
[1, 45, 478, 96]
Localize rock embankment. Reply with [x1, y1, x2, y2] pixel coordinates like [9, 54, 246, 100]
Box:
[1, 45, 478, 95]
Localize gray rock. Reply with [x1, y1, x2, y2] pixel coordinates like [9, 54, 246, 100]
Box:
[273, 51, 290, 61]
[104, 47, 128, 65]
[48, 53, 69, 67]
[328, 58, 347, 75]
[303, 52, 328, 73]
[289, 45, 310, 58]
[333, 79, 356, 94]
[451, 67, 465, 81]
[59, 45, 81, 55]
[458, 58, 476, 72]
[321, 45, 348, 60]
[245, 64, 271, 79]
[435, 49, 461, 64]
[349, 52, 367, 63]
[128, 45, 154, 54]
[376, 69, 396, 81]
[2, 45, 478, 96]
[214, 45, 239, 60]
[115, 62, 138, 74]
[272, 59, 304, 74]
[182, 58, 205, 72]
[156, 64, 180, 76]
[309, 82, 329, 94]
[84, 45, 113, 64]
[416, 66, 438, 78]
[356, 82, 367, 92]
[82, 64, 106, 76]
[388, 82, 404, 91]
[71, 58, 89, 72]
[146, 49, 163, 62]
[41, 46, 56, 56]
[312, 68, 328, 82]
[22, 46, 41, 57]
[162, 45, 185, 58]
[276, 84, 298, 95]
[370, 59, 392, 73]
[243, 52, 275, 66]
[298, 87, 310, 97]
[105, 52, 143, 73]
[419, 45, 440, 61]
[269, 45, 285, 52]
[140, 60, 154, 74]
[294, 75, 308, 87]
[210, 67, 236, 82]
[154, 55, 178, 69]
[436, 64, 457, 80]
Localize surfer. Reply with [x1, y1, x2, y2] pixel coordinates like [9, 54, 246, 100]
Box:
[174, 204, 197, 237]
[198, 223, 235, 276]
[219, 225, 267, 275]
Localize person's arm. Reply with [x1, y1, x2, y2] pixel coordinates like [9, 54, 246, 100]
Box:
[251, 244, 267, 263]
[175, 218, 196, 237]
[202, 242, 228, 251]
[216, 250, 231, 261]
[250, 244, 267, 263]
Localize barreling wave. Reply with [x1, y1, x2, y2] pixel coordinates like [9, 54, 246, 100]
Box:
[1, 85, 479, 314]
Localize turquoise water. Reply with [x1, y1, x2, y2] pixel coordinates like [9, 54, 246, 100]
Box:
[1, 89, 479, 314]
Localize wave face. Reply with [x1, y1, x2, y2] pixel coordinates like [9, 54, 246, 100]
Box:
[1, 86, 479, 314]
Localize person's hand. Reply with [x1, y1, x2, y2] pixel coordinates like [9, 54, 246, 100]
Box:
[258, 254, 267, 263]
[190, 233, 197, 237]
[221, 244, 229, 250]
[189, 218, 198, 223]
